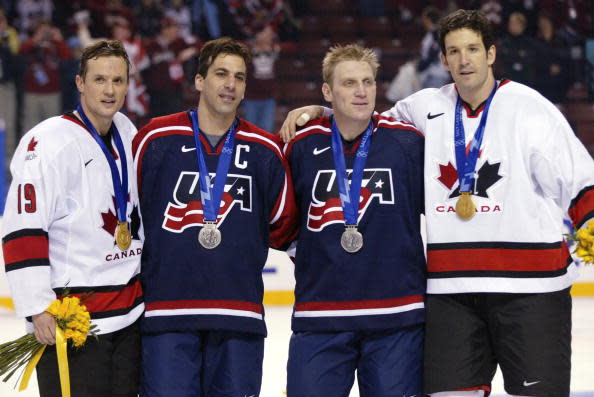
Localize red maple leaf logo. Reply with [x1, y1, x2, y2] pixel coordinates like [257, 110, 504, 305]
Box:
[27, 137, 38, 152]
[101, 197, 118, 236]
[437, 162, 458, 190]
[100, 195, 132, 236]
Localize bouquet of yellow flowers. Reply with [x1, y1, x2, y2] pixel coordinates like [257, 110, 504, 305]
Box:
[0, 295, 97, 395]
[569, 220, 594, 264]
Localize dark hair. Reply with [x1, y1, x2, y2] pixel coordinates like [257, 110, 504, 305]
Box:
[79, 40, 130, 80]
[438, 9, 495, 54]
[197, 37, 251, 78]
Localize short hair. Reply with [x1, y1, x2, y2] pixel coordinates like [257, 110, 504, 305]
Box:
[78, 40, 131, 81]
[197, 37, 251, 78]
[322, 44, 379, 85]
[438, 9, 495, 55]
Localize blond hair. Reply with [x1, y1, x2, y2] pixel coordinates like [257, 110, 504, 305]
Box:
[322, 44, 379, 85]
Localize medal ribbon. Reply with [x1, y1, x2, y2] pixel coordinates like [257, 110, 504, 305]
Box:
[76, 105, 128, 223]
[330, 117, 373, 225]
[454, 81, 498, 193]
[189, 109, 237, 222]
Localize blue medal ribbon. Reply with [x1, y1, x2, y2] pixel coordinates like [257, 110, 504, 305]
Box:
[454, 81, 498, 193]
[331, 117, 373, 226]
[189, 109, 237, 223]
[76, 105, 128, 223]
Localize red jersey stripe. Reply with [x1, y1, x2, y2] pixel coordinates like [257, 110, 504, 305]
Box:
[146, 299, 263, 314]
[3, 235, 49, 264]
[568, 188, 594, 227]
[427, 244, 569, 272]
[60, 280, 143, 314]
[295, 295, 423, 312]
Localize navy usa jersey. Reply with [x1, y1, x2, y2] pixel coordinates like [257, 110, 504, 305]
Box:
[284, 114, 426, 332]
[133, 111, 297, 336]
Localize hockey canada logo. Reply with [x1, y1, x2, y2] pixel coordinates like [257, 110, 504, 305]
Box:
[435, 157, 503, 214]
[308, 168, 394, 231]
[163, 171, 252, 232]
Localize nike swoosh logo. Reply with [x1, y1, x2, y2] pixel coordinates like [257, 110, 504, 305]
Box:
[313, 146, 331, 155]
[427, 112, 445, 119]
[181, 145, 196, 152]
[84, 159, 93, 167]
[523, 380, 540, 387]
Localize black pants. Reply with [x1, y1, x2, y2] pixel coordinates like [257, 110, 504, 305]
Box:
[36, 321, 140, 397]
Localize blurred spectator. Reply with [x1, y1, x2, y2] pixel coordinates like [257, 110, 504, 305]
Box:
[87, 0, 136, 39]
[227, 0, 284, 39]
[165, 0, 193, 41]
[144, 16, 196, 117]
[417, 7, 450, 89]
[480, 0, 503, 36]
[19, 20, 71, 134]
[275, 2, 301, 43]
[15, 0, 53, 39]
[53, 0, 86, 40]
[243, 24, 280, 133]
[0, 8, 19, 154]
[135, 0, 164, 39]
[113, 18, 151, 125]
[498, 11, 537, 87]
[191, 0, 222, 40]
[534, 12, 572, 103]
[502, 0, 538, 36]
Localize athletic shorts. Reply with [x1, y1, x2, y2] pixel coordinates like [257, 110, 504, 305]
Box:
[287, 324, 423, 397]
[37, 320, 140, 397]
[141, 330, 264, 397]
[424, 288, 571, 397]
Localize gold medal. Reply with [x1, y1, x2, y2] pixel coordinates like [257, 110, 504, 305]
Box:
[455, 192, 476, 220]
[115, 221, 132, 250]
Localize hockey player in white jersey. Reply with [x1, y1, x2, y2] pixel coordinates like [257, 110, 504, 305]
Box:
[2, 40, 143, 397]
[279, 9, 594, 397]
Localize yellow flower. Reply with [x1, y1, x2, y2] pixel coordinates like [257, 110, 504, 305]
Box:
[576, 247, 590, 258]
[577, 228, 593, 244]
[45, 300, 61, 317]
[587, 220, 594, 233]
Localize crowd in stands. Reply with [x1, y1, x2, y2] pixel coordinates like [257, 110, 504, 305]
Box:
[0, 0, 593, 157]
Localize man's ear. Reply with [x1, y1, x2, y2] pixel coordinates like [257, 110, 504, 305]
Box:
[322, 82, 333, 103]
[195, 73, 204, 92]
[75, 75, 84, 94]
[440, 52, 450, 71]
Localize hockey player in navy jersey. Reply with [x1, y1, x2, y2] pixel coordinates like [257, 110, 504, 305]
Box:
[280, 9, 594, 397]
[2, 41, 143, 397]
[133, 37, 297, 397]
[283, 44, 425, 397]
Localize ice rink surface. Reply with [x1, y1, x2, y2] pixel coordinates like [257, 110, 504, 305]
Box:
[1, 298, 593, 397]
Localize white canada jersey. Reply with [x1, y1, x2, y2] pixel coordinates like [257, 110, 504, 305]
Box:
[385, 80, 594, 294]
[2, 113, 144, 334]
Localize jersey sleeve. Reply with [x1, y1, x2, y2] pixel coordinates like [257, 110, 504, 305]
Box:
[2, 135, 65, 318]
[267, 137, 299, 250]
[528, 105, 594, 228]
[382, 96, 415, 125]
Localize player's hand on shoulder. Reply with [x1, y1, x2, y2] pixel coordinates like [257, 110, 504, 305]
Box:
[32, 311, 57, 345]
[279, 105, 324, 143]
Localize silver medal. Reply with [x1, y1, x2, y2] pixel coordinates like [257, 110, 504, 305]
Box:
[340, 225, 363, 253]
[198, 221, 222, 249]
